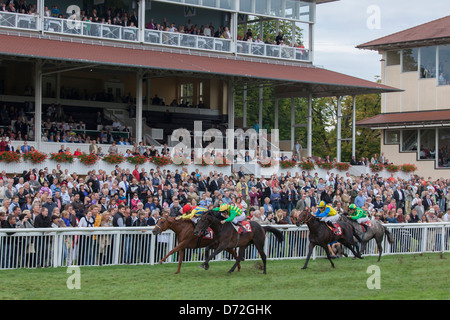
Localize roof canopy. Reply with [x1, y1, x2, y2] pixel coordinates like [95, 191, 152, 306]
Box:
[0, 32, 399, 97]
[356, 110, 450, 129]
[357, 15, 450, 51]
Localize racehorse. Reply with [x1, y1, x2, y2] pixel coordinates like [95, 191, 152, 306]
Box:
[193, 211, 284, 274]
[339, 214, 394, 262]
[152, 216, 241, 274]
[293, 207, 363, 269]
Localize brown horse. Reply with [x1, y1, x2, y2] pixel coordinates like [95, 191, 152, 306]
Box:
[151, 216, 240, 274]
[193, 211, 284, 274]
[293, 208, 363, 269]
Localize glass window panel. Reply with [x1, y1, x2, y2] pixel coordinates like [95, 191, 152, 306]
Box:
[299, 1, 314, 22]
[220, 0, 233, 10]
[385, 130, 400, 144]
[438, 44, 450, 85]
[438, 128, 450, 167]
[402, 129, 417, 152]
[402, 48, 418, 72]
[419, 129, 435, 160]
[255, 0, 268, 15]
[203, 0, 218, 8]
[386, 50, 400, 66]
[419, 46, 436, 79]
[239, 0, 252, 13]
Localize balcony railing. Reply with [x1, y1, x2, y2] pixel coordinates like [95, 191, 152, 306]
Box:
[237, 40, 310, 62]
[0, 12, 312, 63]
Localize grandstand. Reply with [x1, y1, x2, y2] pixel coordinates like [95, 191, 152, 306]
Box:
[0, 0, 399, 175]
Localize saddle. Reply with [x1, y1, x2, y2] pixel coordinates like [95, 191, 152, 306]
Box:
[361, 220, 372, 232]
[202, 227, 214, 240]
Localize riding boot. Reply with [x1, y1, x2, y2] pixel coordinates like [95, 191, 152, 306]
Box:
[326, 221, 335, 229]
[236, 222, 246, 234]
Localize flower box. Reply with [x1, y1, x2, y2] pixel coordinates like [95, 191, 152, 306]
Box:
[22, 151, 47, 164]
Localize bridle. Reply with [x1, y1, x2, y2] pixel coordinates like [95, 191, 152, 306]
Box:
[298, 209, 314, 225]
[153, 216, 167, 234]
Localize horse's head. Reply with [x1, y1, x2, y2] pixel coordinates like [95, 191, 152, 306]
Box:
[152, 216, 171, 235]
[295, 207, 313, 226]
[193, 211, 214, 236]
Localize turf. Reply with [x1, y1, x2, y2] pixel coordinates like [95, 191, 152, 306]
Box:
[0, 253, 448, 300]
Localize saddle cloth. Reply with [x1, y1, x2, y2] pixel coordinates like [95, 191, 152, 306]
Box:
[327, 223, 343, 236]
[202, 227, 214, 240]
[232, 221, 252, 234]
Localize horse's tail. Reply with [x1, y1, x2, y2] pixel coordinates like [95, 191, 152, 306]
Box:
[263, 226, 284, 243]
[384, 226, 394, 244]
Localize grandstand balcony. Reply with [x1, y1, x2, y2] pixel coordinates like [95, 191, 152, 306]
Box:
[0, 0, 315, 63]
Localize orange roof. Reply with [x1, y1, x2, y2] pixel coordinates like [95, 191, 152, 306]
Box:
[0, 33, 399, 97]
[357, 15, 450, 50]
[356, 110, 450, 128]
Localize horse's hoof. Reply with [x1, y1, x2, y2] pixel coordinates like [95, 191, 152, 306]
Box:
[158, 260, 163, 265]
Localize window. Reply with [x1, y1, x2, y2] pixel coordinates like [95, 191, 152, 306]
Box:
[438, 128, 450, 167]
[419, 46, 436, 79]
[180, 83, 194, 106]
[386, 50, 401, 66]
[384, 130, 400, 144]
[401, 129, 417, 152]
[438, 44, 450, 85]
[402, 48, 418, 72]
[419, 129, 435, 160]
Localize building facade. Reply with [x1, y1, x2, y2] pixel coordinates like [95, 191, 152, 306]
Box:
[357, 15, 450, 180]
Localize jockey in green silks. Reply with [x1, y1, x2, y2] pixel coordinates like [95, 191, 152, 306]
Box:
[213, 203, 247, 233]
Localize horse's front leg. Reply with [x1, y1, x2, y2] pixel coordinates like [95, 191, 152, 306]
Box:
[158, 241, 187, 264]
[302, 242, 315, 270]
[200, 244, 227, 270]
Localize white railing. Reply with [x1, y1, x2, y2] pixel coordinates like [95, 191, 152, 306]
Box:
[0, 11, 38, 31]
[237, 40, 310, 62]
[0, 12, 311, 62]
[143, 29, 232, 53]
[0, 223, 448, 269]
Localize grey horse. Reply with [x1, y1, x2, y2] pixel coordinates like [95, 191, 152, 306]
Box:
[339, 215, 394, 262]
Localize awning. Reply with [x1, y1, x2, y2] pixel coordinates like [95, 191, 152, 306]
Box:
[356, 110, 450, 129]
[0, 32, 400, 97]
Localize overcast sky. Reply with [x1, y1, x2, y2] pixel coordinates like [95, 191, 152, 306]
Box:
[314, 0, 449, 81]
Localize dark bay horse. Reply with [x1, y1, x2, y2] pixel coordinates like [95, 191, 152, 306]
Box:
[294, 208, 363, 269]
[152, 216, 241, 274]
[339, 215, 394, 262]
[193, 211, 284, 274]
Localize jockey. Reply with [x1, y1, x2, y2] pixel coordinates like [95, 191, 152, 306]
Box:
[213, 203, 247, 234]
[314, 201, 340, 229]
[348, 204, 371, 231]
[177, 204, 208, 224]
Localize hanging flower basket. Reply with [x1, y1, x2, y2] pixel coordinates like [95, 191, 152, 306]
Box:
[385, 164, 400, 172]
[279, 159, 297, 169]
[149, 156, 172, 166]
[50, 152, 74, 163]
[77, 153, 98, 166]
[193, 157, 211, 166]
[299, 161, 315, 170]
[335, 162, 351, 171]
[401, 163, 417, 173]
[317, 162, 335, 170]
[22, 150, 47, 164]
[102, 153, 125, 165]
[214, 156, 232, 167]
[369, 163, 384, 172]
[126, 154, 147, 165]
[172, 155, 191, 166]
[0, 151, 21, 163]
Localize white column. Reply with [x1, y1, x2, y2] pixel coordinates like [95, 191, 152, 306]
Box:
[307, 93, 312, 157]
[352, 95, 356, 158]
[138, 0, 145, 42]
[336, 96, 343, 162]
[243, 84, 247, 128]
[274, 98, 279, 130]
[291, 97, 295, 151]
[136, 70, 143, 143]
[35, 60, 43, 150]
[228, 80, 235, 130]
[258, 84, 263, 129]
